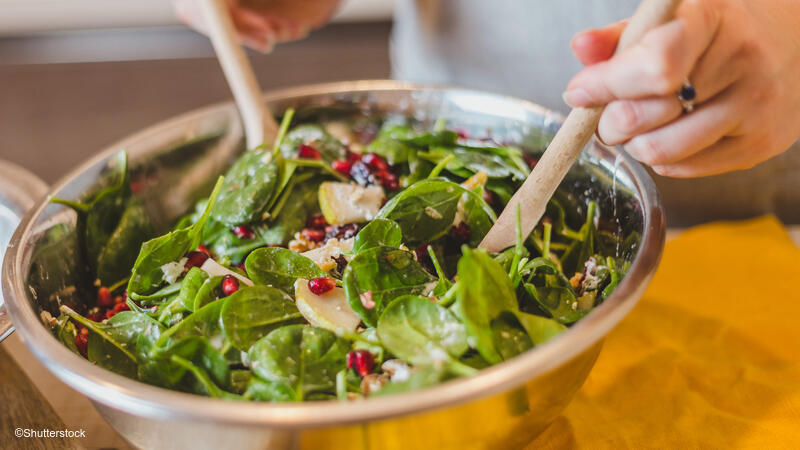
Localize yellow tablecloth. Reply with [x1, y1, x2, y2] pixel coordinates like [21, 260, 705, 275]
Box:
[529, 216, 800, 449]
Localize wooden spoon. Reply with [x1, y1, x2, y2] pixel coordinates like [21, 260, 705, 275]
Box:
[198, 0, 279, 149]
[479, 0, 681, 252]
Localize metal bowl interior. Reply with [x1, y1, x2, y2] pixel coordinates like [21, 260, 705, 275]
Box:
[2, 81, 665, 430]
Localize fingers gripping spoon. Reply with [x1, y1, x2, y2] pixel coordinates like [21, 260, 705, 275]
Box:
[479, 0, 681, 252]
[199, 0, 279, 149]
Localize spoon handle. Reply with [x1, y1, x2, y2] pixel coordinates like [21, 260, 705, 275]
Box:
[199, 0, 279, 149]
[479, 0, 682, 252]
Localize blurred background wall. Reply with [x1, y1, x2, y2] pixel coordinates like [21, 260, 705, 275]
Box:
[0, 0, 393, 183]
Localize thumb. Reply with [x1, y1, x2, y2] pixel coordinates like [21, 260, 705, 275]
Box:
[571, 19, 628, 66]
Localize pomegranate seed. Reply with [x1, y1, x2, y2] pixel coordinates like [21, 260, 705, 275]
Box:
[113, 296, 124, 305]
[105, 309, 117, 319]
[359, 291, 375, 310]
[75, 330, 89, 356]
[301, 228, 325, 242]
[87, 309, 104, 322]
[231, 225, 255, 239]
[346, 151, 362, 162]
[347, 350, 374, 377]
[221, 275, 240, 296]
[361, 153, 388, 171]
[331, 159, 353, 176]
[114, 302, 129, 312]
[197, 244, 211, 255]
[308, 277, 336, 295]
[185, 250, 210, 269]
[523, 154, 538, 169]
[456, 128, 469, 139]
[236, 263, 247, 274]
[306, 214, 328, 229]
[377, 170, 399, 191]
[96, 287, 113, 308]
[297, 144, 321, 160]
[450, 222, 471, 243]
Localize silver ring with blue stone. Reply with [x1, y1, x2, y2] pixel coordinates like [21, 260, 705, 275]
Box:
[678, 78, 697, 113]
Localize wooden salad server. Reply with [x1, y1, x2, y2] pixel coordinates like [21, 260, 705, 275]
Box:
[198, 0, 280, 149]
[479, 0, 681, 252]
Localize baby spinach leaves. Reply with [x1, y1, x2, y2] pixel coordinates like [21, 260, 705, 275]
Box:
[375, 178, 495, 245]
[351, 218, 403, 254]
[211, 149, 279, 226]
[453, 248, 566, 364]
[51, 152, 152, 286]
[220, 285, 304, 351]
[128, 177, 223, 297]
[247, 325, 349, 401]
[377, 295, 474, 376]
[245, 247, 325, 292]
[343, 245, 436, 327]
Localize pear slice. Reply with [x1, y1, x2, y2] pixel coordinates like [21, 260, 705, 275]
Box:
[318, 182, 384, 225]
[295, 278, 361, 335]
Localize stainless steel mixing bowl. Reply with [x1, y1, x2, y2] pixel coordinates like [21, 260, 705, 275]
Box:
[1, 81, 665, 449]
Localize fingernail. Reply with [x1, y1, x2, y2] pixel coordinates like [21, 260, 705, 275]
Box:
[562, 88, 593, 108]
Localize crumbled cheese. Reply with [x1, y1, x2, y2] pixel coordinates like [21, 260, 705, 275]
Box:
[381, 359, 411, 383]
[161, 257, 187, 284]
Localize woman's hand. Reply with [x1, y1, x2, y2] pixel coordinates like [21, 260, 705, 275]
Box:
[566, 0, 800, 177]
[173, 0, 341, 53]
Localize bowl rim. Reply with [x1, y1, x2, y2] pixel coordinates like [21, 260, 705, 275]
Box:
[2, 80, 665, 428]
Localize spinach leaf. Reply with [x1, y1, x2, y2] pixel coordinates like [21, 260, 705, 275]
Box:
[490, 312, 533, 361]
[244, 377, 295, 402]
[220, 285, 304, 351]
[524, 283, 585, 324]
[453, 247, 566, 362]
[365, 124, 417, 164]
[157, 297, 228, 355]
[170, 353, 237, 399]
[343, 245, 436, 327]
[141, 336, 230, 395]
[377, 295, 471, 372]
[61, 306, 158, 378]
[258, 179, 321, 245]
[51, 151, 136, 285]
[247, 325, 349, 401]
[376, 179, 494, 245]
[96, 199, 153, 286]
[351, 218, 403, 254]
[177, 267, 210, 311]
[245, 247, 325, 292]
[375, 178, 460, 243]
[194, 276, 224, 311]
[129, 279, 183, 303]
[211, 149, 279, 226]
[514, 311, 567, 345]
[452, 248, 518, 364]
[374, 366, 447, 397]
[156, 267, 209, 323]
[229, 369, 253, 395]
[280, 124, 347, 162]
[127, 177, 222, 297]
[51, 314, 80, 355]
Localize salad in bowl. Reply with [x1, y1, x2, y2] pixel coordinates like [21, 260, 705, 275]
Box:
[44, 109, 628, 402]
